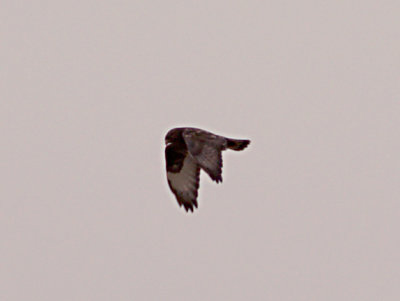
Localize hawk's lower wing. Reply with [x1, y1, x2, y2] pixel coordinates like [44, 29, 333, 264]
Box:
[183, 129, 224, 183]
[166, 149, 200, 212]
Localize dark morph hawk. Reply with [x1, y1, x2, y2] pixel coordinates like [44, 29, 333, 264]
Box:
[165, 127, 250, 212]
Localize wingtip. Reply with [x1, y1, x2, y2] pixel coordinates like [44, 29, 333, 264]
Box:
[211, 174, 223, 183]
[182, 202, 197, 213]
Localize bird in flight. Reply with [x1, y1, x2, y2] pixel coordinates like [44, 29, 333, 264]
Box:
[165, 127, 250, 212]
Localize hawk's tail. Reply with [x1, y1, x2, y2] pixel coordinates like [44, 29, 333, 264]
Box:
[226, 138, 250, 151]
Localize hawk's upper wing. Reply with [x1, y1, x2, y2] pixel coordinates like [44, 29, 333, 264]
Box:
[182, 129, 224, 183]
[165, 143, 200, 212]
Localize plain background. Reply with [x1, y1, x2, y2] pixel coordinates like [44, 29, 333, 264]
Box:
[1, 1, 399, 300]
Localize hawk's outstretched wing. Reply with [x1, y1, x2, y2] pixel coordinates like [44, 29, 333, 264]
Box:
[182, 128, 225, 183]
[165, 143, 200, 212]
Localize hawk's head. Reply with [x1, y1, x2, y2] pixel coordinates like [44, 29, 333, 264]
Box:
[165, 128, 185, 145]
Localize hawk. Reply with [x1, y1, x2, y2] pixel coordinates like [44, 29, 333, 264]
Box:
[165, 127, 250, 212]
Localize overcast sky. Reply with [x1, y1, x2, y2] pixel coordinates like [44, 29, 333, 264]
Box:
[1, 1, 399, 300]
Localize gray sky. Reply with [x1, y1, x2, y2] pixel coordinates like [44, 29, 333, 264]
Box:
[1, 1, 399, 300]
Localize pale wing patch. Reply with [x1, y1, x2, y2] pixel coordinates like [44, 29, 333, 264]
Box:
[167, 155, 200, 211]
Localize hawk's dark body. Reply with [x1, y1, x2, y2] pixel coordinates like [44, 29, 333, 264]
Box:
[165, 127, 250, 212]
